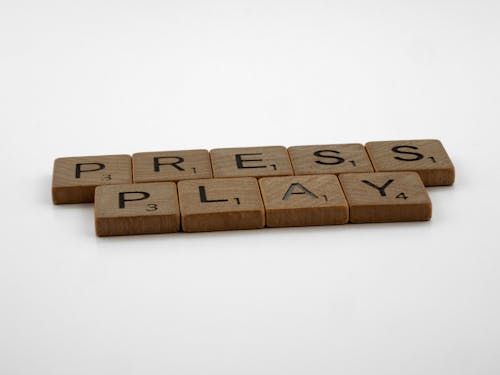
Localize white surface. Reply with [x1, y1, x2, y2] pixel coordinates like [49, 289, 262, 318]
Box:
[1, 1, 499, 374]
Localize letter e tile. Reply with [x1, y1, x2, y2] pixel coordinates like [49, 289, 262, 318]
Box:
[210, 146, 293, 178]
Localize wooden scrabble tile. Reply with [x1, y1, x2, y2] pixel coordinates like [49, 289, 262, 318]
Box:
[52, 155, 132, 204]
[288, 143, 374, 175]
[133, 149, 212, 183]
[365, 139, 455, 186]
[94, 182, 180, 236]
[210, 146, 293, 178]
[177, 177, 265, 232]
[339, 172, 432, 223]
[259, 174, 349, 227]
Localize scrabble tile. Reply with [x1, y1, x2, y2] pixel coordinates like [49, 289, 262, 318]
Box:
[365, 139, 455, 186]
[94, 182, 180, 236]
[288, 143, 374, 175]
[259, 174, 349, 227]
[210, 146, 293, 178]
[339, 172, 432, 223]
[178, 177, 265, 232]
[52, 155, 132, 204]
[133, 149, 212, 183]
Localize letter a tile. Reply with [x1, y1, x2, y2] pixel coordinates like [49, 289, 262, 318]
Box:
[339, 172, 432, 223]
[52, 155, 132, 204]
[259, 175, 349, 227]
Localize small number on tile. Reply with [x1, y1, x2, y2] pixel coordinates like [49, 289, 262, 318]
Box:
[146, 203, 158, 211]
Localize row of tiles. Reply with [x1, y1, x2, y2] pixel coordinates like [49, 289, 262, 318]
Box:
[95, 172, 432, 236]
[53, 140, 455, 204]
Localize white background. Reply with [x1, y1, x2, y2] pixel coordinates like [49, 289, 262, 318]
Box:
[1, 1, 499, 374]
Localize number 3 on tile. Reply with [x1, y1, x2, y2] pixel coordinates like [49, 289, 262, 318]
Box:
[146, 203, 158, 211]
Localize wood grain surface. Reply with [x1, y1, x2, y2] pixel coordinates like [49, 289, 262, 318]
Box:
[288, 143, 374, 176]
[52, 154, 132, 204]
[259, 174, 349, 227]
[339, 172, 432, 223]
[210, 146, 293, 178]
[94, 182, 180, 236]
[133, 149, 212, 183]
[177, 177, 265, 232]
[365, 139, 455, 186]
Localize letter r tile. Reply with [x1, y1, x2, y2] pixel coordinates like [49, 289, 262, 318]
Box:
[210, 146, 293, 178]
[133, 149, 212, 183]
